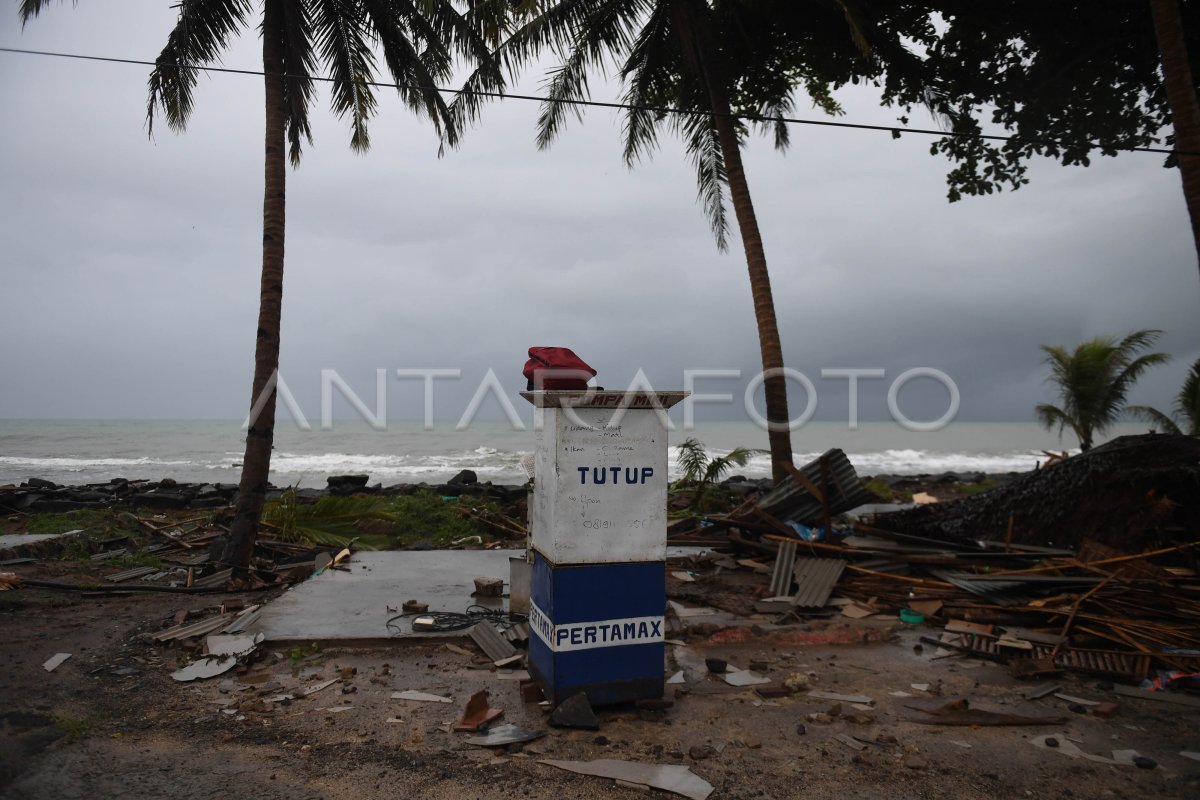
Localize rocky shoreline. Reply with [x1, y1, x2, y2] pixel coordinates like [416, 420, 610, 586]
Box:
[0, 468, 1023, 515]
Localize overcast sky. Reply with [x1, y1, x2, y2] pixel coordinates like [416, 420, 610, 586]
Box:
[1, 4, 1197, 427]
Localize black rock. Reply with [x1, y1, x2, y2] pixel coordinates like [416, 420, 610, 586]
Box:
[434, 484, 463, 498]
[130, 492, 189, 510]
[25, 478, 58, 490]
[28, 499, 102, 513]
[327, 474, 370, 488]
[1045, 737, 1059, 748]
[65, 491, 110, 503]
[1133, 756, 1157, 769]
[548, 693, 599, 730]
[448, 469, 478, 486]
[705, 658, 727, 674]
[191, 497, 230, 509]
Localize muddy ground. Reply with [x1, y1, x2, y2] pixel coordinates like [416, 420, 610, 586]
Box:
[2, 563, 1199, 800]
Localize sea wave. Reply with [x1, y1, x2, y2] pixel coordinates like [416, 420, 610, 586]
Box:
[0, 455, 194, 471]
[0, 445, 1058, 488]
[671, 446, 1056, 479]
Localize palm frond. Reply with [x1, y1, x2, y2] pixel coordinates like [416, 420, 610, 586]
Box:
[1126, 405, 1183, 435]
[312, 0, 379, 153]
[675, 105, 730, 250]
[703, 446, 758, 483]
[1034, 402, 1070, 435]
[277, 0, 317, 165]
[1176, 358, 1200, 435]
[262, 492, 395, 550]
[369, 0, 457, 144]
[675, 437, 709, 486]
[619, 1, 675, 165]
[146, 0, 252, 136]
[19, 0, 65, 27]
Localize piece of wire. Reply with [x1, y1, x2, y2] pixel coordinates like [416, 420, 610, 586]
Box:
[0, 45, 1188, 157]
[385, 604, 527, 636]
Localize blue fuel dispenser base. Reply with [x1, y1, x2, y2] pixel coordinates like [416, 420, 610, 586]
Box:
[521, 390, 686, 706]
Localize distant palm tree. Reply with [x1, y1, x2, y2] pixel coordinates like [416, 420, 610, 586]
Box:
[1130, 357, 1200, 435]
[19, 0, 503, 570]
[1035, 329, 1171, 451]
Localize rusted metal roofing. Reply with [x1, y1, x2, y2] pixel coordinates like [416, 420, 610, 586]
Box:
[791, 557, 846, 608]
[750, 449, 876, 525]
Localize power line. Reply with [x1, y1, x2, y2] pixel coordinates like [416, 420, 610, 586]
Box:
[0, 44, 1183, 157]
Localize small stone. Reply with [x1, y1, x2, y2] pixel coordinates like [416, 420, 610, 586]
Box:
[795, 723, 807, 736]
[807, 713, 833, 725]
[827, 703, 843, 718]
[1067, 703, 1086, 714]
[593, 735, 610, 746]
[903, 755, 927, 769]
[1133, 756, 1157, 770]
[689, 745, 717, 760]
[1045, 738, 1059, 748]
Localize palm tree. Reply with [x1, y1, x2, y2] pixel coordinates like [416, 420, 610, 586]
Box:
[20, 0, 503, 570]
[1131, 356, 1200, 435]
[1148, 0, 1200, 283]
[454, 1, 920, 483]
[1035, 329, 1171, 452]
[673, 437, 756, 510]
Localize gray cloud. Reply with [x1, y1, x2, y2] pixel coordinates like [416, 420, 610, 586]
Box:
[1, 7, 1197, 428]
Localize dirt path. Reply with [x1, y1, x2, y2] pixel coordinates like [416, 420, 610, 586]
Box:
[2, 583, 1198, 800]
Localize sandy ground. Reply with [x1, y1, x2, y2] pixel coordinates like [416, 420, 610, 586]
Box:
[2, 576, 1199, 800]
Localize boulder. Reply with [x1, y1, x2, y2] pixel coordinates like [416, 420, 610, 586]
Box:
[327, 475, 370, 488]
[448, 469, 478, 486]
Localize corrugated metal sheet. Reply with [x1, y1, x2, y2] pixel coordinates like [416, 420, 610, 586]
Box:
[503, 622, 529, 644]
[769, 540, 798, 597]
[193, 568, 233, 589]
[470, 622, 517, 661]
[103, 566, 159, 583]
[930, 570, 1100, 606]
[791, 557, 846, 608]
[955, 633, 1150, 681]
[749, 449, 876, 525]
[153, 613, 234, 642]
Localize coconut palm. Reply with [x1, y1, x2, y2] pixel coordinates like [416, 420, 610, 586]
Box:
[673, 437, 756, 510]
[19, 0, 504, 570]
[1035, 329, 1171, 452]
[454, 1, 925, 483]
[1148, 0, 1200, 282]
[1131, 357, 1200, 435]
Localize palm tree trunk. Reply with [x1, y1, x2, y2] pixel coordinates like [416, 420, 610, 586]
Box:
[1149, 0, 1200, 283]
[221, 0, 288, 570]
[670, 0, 793, 482]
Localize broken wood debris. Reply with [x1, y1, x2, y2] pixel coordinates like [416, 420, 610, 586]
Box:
[455, 689, 503, 731]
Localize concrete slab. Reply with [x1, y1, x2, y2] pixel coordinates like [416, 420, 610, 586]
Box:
[0, 530, 83, 549]
[246, 550, 522, 644]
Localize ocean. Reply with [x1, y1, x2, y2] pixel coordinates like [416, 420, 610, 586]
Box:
[0, 418, 1150, 489]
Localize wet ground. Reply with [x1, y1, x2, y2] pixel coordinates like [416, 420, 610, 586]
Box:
[2, 569, 1199, 800]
